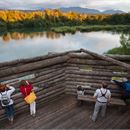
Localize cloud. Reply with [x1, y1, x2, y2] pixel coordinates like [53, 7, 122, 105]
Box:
[0, 0, 130, 12]
[85, 0, 130, 12]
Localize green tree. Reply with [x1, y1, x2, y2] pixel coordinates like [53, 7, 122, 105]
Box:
[120, 33, 127, 48]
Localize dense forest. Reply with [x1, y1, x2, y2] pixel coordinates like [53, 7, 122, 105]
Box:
[0, 9, 130, 31]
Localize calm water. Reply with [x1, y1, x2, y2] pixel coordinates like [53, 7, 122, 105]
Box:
[0, 31, 120, 62]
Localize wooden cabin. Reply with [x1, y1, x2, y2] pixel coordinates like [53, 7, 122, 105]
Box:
[0, 49, 130, 129]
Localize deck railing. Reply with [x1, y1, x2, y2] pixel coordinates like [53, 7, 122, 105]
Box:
[0, 49, 130, 121]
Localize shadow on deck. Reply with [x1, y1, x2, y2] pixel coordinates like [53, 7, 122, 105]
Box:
[0, 95, 130, 129]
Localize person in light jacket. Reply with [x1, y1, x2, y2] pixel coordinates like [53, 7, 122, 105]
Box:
[19, 80, 36, 117]
[90, 82, 111, 122]
[0, 83, 15, 124]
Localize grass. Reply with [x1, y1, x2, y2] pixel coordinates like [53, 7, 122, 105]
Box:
[51, 25, 130, 33]
[105, 47, 130, 55]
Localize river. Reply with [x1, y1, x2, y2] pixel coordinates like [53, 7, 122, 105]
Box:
[0, 31, 121, 62]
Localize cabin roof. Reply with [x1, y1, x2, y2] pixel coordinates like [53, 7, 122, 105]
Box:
[1, 95, 130, 129]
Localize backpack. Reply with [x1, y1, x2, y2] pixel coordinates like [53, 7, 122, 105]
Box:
[125, 82, 130, 91]
[100, 89, 107, 99]
[0, 91, 10, 106]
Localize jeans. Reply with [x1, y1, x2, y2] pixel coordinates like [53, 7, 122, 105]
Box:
[4, 105, 14, 119]
[92, 101, 107, 122]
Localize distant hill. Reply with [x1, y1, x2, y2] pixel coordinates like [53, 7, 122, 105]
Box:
[102, 9, 125, 14]
[59, 7, 125, 14]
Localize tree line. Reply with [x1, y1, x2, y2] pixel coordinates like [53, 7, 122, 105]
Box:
[0, 9, 130, 30]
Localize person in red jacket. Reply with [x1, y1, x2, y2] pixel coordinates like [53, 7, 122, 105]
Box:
[19, 80, 36, 117]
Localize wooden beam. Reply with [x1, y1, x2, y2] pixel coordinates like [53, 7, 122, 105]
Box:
[81, 49, 130, 70]
[0, 55, 69, 78]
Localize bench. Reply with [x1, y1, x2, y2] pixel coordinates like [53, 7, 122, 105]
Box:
[78, 95, 126, 106]
[77, 85, 126, 106]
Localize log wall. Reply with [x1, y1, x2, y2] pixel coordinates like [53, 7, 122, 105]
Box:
[0, 51, 72, 121]
[0, 49, 130, 121]
[65, 53, 130, 97]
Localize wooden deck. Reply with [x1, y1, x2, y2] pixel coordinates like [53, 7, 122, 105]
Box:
[0, 95, 130, 129]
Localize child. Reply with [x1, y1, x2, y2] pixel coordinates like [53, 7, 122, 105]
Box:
[77, 86, 84, 95]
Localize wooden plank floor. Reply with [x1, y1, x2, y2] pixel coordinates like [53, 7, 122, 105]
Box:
[0, 94, 130, 129]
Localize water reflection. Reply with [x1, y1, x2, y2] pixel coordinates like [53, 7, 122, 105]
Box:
[106, 33, 130, 55]
[0, 31, 121, 62]
[1, 31, 62, 42]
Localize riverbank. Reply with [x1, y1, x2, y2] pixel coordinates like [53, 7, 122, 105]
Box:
[106, 47, 130, 55]
[51, 25, 130, 33]
[1, 25, 130, 36]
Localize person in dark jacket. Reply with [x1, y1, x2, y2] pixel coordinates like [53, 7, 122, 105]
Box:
[112, 78, 130, 101]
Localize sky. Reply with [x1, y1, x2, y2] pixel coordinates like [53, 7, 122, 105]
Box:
[0, 0, 130, 12]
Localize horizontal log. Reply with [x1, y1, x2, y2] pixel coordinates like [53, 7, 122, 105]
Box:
[66, 77, 111, 84]
[32, 69, 65, 83]
[106, 54, 130, 61]
[32, 75, 65, 88]
[68, 58, 113, 66]
[67, 64, 128, 71]
[33, 74, 65, 87]
[66, 73, 111, 80]
[68, 53, 94, 59]
[65, 69, 130, 77]
[0, 63, 66, 82]
[33, 78, 65, 88]
[0, 55, 69, 78]
[65, 78, 120, 88]
[65, 66, 79, 71]
[81, 49, 130, 70]
[0, 67, 65, 89]
[66, 81, 120, 89]
[0, 50, 81, 68]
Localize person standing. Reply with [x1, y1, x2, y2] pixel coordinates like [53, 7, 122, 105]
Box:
[0, 83, 15, 124]
[112, 78, 130, 102]
[19, 80, 36, 117]
[90, 82, 111, 122]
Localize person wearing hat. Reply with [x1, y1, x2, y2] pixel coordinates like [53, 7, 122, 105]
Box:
[90, 82, 111, 122]
[112, 77, 130, 102]
[0, 83, 15, 124]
